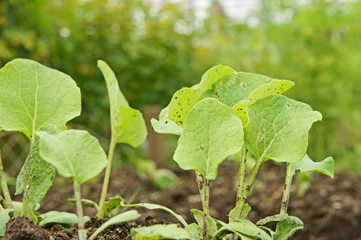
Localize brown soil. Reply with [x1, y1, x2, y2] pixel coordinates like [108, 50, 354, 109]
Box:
[6, 161, 361, 239]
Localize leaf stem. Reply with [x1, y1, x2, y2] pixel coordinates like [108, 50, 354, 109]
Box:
[0, 150, 13, 209]
[196, 171, 210, 240]
[97, 136, 117, 218]
[237, 156, 263, 215]
[280, 163, 293, 215]
[233, 148, 247, 220]
[74, 181, 87, 240]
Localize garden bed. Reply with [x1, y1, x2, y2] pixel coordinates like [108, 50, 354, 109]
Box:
[8, 161, 361, 240]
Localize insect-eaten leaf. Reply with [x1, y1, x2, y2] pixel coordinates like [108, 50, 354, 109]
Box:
[151, 107, 183, 135]
[232, 79, 294, 125]
[290, 155, 334, 178]
[173, 98, 244, 180]
[97, 60, 147, 147]
[168, 65, 235, 127]
[15, 137, 55, 221]
[203, 72, 273, 107]
[131, 224, 192, 240]
[0, 58, 81, 142]
[245, 95, 322, 164]
[37, 130, 108, 185]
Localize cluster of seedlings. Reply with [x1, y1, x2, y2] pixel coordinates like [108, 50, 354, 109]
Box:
[0, 59, 334, 239]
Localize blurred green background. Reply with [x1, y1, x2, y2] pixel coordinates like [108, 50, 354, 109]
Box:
[1, 0, 360, 172]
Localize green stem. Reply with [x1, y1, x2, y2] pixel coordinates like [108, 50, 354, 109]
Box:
[233, 148, 247, 220]
[0, 150, 13, 209]
[97, 136, 117, 218]
[74, 181, 87, 240]
[237, 156, 263, 215]
[280, 163, 293, 215]
[196, 172, 210, 240]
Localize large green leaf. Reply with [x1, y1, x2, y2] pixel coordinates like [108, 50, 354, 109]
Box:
[203, 72, 273, 107]
[97, 60, 147, 147]
[131, 224, 192, 240]
[37, 130, 108, 184]
[15, 137, 55, 218]
[173, 98, 243, 180]
[290, 155, 334, 178]
[151, 106, 183, 135]
[245, 95, 322, 163]
[232, 79, 294, 125]
[168, 65, 235, 127]
[0, 58, 81, 142]
[212, 220, 272, 240]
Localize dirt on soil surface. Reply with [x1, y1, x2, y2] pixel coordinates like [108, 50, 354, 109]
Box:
[7, 161, 361, 240]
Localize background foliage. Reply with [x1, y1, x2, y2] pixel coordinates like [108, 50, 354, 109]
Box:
[1, 0, 360, 172]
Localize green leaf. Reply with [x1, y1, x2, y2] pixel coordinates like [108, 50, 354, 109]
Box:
[151, 107, 183, 135]
[168, 65, 235, 127]
[203, 72, 273, 107]
[232, 80, 294, 125]
[229, 203, 251, 222]
[190, 209, 218, 238]
[0, 58, 81, 142]
[101, 196, 125, 218]
[213, 220, 272, 240]
[290, 155, 334, 178]
[15, 137, 55, 212]
[274, 216, 303, 240]
[173, 98, 244, 180]
[38, 211, 90, 227]
[184, 223, 202, 240]
[197, 65, 235, 95]
[37, 130, 108, 184]
[97, 60, 147, 147]
[245, 95, 322, 164]
[67, 198, 99, 210]
[168, 88, 203, 127]
[122, 203, 188, 227]
[131, 224, 192, 240]
[257, 214, 287, 226]
[153, 169, 178, 190]
[89, 210, 140, 240]
[0, 206, 14, 237]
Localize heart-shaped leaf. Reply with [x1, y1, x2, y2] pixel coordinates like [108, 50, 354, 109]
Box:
[97, 60, 147, 147]
[173, 98, 243, 180]
[245, 95, 322, 163]
[290, 155, 334, 178]
[0, 58, 81, 143]
[37, 130, 107, 184]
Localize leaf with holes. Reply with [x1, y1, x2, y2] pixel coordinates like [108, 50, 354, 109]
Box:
[98, 60, 147, 147]
[173, 98, 243, 180]
[37, 130, 107, 184]
[203, 72, 273, 107]
[245, 95, 322, 163]
[0, 58, 81, 143]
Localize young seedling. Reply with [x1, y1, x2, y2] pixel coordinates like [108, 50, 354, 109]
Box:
[0, 58, 81, 221]
[143, 65, 334, 240]
[96, 60, 147, 218]
[37, 129, 108, 240]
